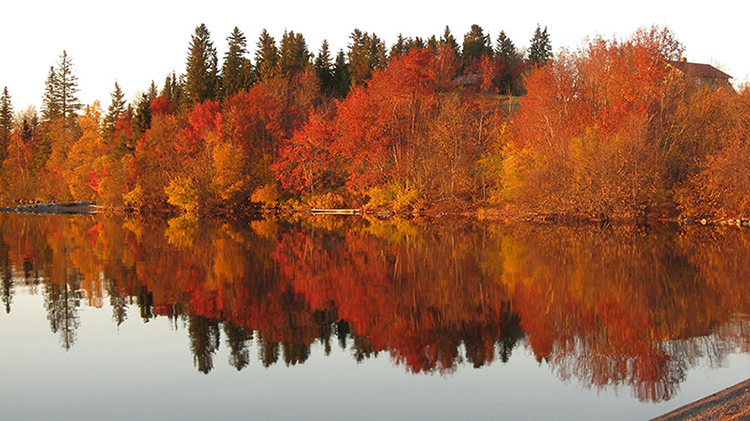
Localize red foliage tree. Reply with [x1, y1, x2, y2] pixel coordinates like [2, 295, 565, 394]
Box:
[272, 109, 338, 194]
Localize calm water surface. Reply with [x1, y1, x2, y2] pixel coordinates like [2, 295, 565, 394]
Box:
[1, 213, 749, 420]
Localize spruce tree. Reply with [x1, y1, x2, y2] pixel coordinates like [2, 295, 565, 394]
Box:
[427, 35, 439, 52]
[255, 29, 279, 82]
[528, 25, 552, 68]
[370, 34, 388, 71]
[131, 93, 151, 143]
[40, 51, 82, 126]
[390, 34, 407, 58]
[495, 31, 523, 95]
[408, 37, 425, 50]
[462, 24, 493, 71]
[279, 30, 311, 78]
[160, 71, 184, 108]
[147, 80, 158, 101]
[41, 66, 61, 121]
[347, 29, 386, 87]
[331, 49, 350, 98]
[440, 26, 461, 64]
[104, 82, 126, 135]
[185, 23, 219, 105]
[495, 31, 518, 62]
[222, 26, 252, 98]
[440, 26, 460, 52]
[162, 74, 174, 100]
[55, 50, 82, 121]
[0, 87, 12, 161]
[314, 40, 334, 95]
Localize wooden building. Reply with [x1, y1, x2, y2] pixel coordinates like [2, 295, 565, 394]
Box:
[667, 58, 732, 90]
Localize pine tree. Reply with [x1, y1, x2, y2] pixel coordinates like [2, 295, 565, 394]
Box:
[440, 26, 461, 64]
[427, 35, 439, 52]
[495, 31, 518, 62]
[147, 80, 158, 101]
[185, 23, 219, 105]
[528, 24, 552, 68]
[440, 26, 460, 52]
[160, 71, 184, 108]
[55, 50, 82, 122]
[0, 87, 12, 161]
[347, 29, 386, 87]
[331, 49, 350, 98]
[19, 107, 39, 142]
[222, 27, 252, 98]
[370, 33, 388, 71]
[162, 73, 174, 100]
[495, 31, 524, 94]
[104, 82, 126, 135]
[40, 51, 82, 127]
[407, 37, 425, 50]
[462, 24, 493, 72]
[131, 93, 151, 142]
[391, 34, 407, 58]
[255, 29, 279, 82]
[278, 30, 311, 78]
[41, 66, 61, 121]
[314, 40, 334, 95]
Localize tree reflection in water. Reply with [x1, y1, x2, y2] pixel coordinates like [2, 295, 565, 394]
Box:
[1, 213, 749, 402]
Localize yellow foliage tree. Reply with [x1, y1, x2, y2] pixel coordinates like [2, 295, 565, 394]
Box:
[65, 102, 106, 201]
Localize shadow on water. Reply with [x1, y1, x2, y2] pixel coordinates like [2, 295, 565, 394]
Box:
[1, 212, 749, 402]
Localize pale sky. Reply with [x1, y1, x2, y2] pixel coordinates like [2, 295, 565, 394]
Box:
[2, 0, 748, 111]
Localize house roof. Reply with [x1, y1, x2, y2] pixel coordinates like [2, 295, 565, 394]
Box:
[667, 59, 732, 80]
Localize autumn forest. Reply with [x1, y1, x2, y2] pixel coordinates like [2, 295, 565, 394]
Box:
[0, 24, 748, 220]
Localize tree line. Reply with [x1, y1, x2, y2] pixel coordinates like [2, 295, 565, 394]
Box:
[0, 24, 748, 220]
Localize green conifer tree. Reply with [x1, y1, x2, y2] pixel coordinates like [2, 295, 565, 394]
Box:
[185, 23, 219, 105]
[407, 36, 425, 50]
[162, 73, 173, 100]
[160, 71, 184, 108]
[222, 27, 252, 98]
[462, 24, 493, 71]
[131, 93, 151, 143]
[314, 40, 334, 95]
[147, 80, 158, 101]
[495, 31, 524, 94]
[528, 24, 552, 67]
[440, 26, 461, 65]
[370, 34, 388, 71]
[332, 49, 350, 98]
[56, 50, 82, 122]
[278, 30, 311, 78]
[0, 87, 12, 161]
[390, 34, 407, 58]
[347, 29, 386, 87]
[255, 29, 279, 82]
[41, 66, 61, 122]
[427, 35, 439, 52]
[104, 82, 126, 135]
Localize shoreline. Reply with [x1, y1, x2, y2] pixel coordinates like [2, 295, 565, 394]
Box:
[650, 378, 750, 421]
[1, 202, 749, 228]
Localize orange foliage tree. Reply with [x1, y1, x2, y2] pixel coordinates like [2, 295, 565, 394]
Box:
[65, 102, 109, 201]
[495, 27, 683, 219]
[274, 48, 505, 209]
[0, 117, 36, 202]
[669, 85, 750, 219]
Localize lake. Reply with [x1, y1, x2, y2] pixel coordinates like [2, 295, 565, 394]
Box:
[1, 212, 748, 420]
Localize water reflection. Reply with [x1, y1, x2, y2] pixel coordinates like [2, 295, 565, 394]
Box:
[1, 213, 749, 402]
